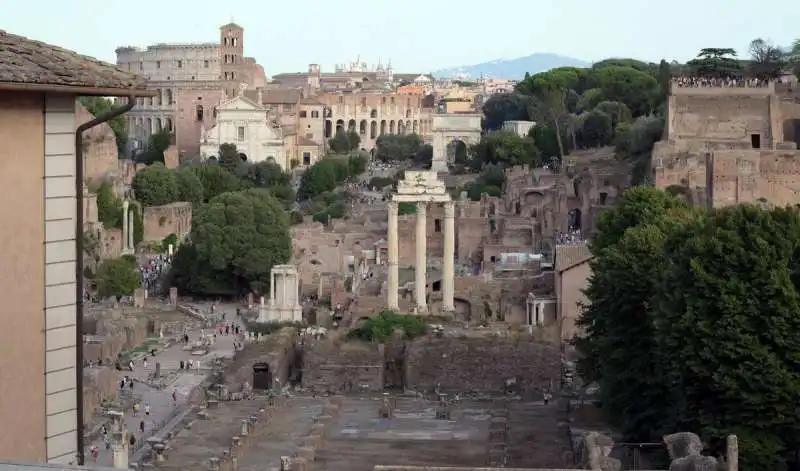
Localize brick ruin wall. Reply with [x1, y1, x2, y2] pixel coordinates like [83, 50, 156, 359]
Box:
[301, 338, 384, 392]
[142, 201, 193, 243]
[404, 336, 560, 395]
[296, 334, 559, 396]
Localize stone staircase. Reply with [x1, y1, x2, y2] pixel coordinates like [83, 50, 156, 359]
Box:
[505, 401, 572, 468]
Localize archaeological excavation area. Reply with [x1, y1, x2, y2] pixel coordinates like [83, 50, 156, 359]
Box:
[147, 393, 571, 471]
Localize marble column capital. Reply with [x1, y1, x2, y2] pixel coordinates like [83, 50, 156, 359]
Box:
[388, 201, 398, 216]
[416, 201, 427, 213]
[444, 201, 455, 218]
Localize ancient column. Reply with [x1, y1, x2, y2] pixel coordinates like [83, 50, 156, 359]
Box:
[270, 271, 276, 306]
[127, 208, 135, 250]
[415, 201, 427, 312]
[122, 200, 130, 251]
[387, 201, 399, 310]
[442, 201, 455, 312]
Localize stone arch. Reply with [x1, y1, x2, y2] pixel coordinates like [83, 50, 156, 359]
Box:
[446, 139, 468, 165]
[380, 120, 386, 135]
[370, 120, 377, 139]
[238, 153, 248, 162]
[783, 119, 800, 149]
[325, 119, 332, 138]
[335, 119, 344, 134]
[405, 120, 411, 133]
[347, 119, 356, 133]
[165, 117, 173, 133]
[568, 207, 582, 231]
[398, 121, 405, 134]
[155, 118, 163, 133]
[432, 114, 481, 172]
[453, 297, 472, 320]
[412, 120, 418, 133]
[145, 117, 152, 134]
[359, 119, 367, 136]
[389, 120, 395, 133]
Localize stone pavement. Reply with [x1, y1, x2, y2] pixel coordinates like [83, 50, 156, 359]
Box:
[85, 314, 243, 467]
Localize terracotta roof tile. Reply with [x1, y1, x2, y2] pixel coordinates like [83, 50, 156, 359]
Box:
[261, 88, 302, 104]
[0, 30, 148, 91]
[554, 242, 593, 272]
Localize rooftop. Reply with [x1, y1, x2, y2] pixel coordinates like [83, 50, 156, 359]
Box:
[0, 30, 151, 95]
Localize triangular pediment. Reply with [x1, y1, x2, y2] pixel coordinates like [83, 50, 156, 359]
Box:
[219, 95, 263, 111]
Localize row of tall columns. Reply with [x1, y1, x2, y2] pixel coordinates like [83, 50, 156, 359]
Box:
[386, 200, 455, 313]
[442, 202, 455, 311]
[415, 202, 428, 312]
[387, 202, 399, 310]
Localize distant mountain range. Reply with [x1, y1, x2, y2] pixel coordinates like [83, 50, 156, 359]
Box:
[433, 53, 590, 80]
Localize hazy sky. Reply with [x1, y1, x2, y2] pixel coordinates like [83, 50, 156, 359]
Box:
[4, 0, 798, 74]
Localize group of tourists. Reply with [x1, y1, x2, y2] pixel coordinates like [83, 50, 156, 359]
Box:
[138, 253, 171, 292]
[673, 76, 770, 88]
[555, 229, 584, 245]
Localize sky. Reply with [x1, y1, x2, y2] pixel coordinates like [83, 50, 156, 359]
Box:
[3, 0, 799, 75]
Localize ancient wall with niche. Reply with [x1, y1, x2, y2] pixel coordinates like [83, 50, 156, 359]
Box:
[142, 201, 193, 243]
[669, 95, 772, 143]
[222, 327, 297, 391]
[655, 84, 800, 208]
[404, 335, 560, 394]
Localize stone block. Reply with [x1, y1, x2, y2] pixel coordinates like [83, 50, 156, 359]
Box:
[169, 286, 178, 306]
[310, 423, 326, 438]
[296, 446, 315, 462]
[303, 433, 322, 450]
[290, 457, 308, 471]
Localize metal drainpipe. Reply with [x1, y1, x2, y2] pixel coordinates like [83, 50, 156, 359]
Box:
[74, 95, 136, 465]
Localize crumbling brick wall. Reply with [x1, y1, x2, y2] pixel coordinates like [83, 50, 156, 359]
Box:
[83, 367, 117, 423]
[404, 335, 560, 395]
[83, 317, 150, 364]
[301, 338, 384, 392]
[223, 328, 298, 390]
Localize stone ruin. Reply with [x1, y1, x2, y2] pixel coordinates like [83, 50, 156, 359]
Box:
[577, 431, 739, 471]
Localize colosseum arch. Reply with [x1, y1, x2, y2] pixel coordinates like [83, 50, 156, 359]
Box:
[432, 114, 481, 172]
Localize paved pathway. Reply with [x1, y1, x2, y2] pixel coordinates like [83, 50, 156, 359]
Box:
[85, 311, 244, 466]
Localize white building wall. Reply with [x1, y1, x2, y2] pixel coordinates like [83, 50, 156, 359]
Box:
[42, 94, 79, 464]
[200, 98, 284, 167]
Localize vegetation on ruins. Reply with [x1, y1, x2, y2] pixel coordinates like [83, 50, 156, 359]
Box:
[79, 97, 129, 154]
[328, 129, 361, 154]
[170, 188, 291, 297]
[469, 131, 540, 170]
[297, 154, 367, 201]
[132, 163, 179, 206]
[463, 165, 506, 201]
[576, 187, 800, 471]
[94, 256, 141, 300]
[95, 181, 143, 245]
[347, 311, 427, 343]
[135, 129, 173, 165]
[374, 134, 424, 162]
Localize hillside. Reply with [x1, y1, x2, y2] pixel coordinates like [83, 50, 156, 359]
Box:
[433, 53, 589, 80]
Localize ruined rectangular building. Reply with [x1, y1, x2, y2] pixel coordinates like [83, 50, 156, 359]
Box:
[653, 81, 800, 207]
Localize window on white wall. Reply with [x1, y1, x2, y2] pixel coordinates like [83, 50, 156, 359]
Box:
[238, 126, 246, 141]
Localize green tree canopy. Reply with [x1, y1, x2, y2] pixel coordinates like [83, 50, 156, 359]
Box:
[174, 166, 204, 205]
[579, 188, 800, 470]
[329, 130, 360, 154]
[95, 257, 140, 300]
[374, 134, 423, 162]
[192, 163, 242, 202]
[131, 162, 178, 207]
[687, 48, 743, 78]
[170, 188, 291, 296]
[481, 92, 531, 130]
[470, 131, 541, 169]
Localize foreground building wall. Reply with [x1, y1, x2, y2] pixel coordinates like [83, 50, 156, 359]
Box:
[0, 91, 79, 464]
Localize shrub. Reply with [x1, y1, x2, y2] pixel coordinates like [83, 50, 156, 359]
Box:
[347, 310, 427, 343]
